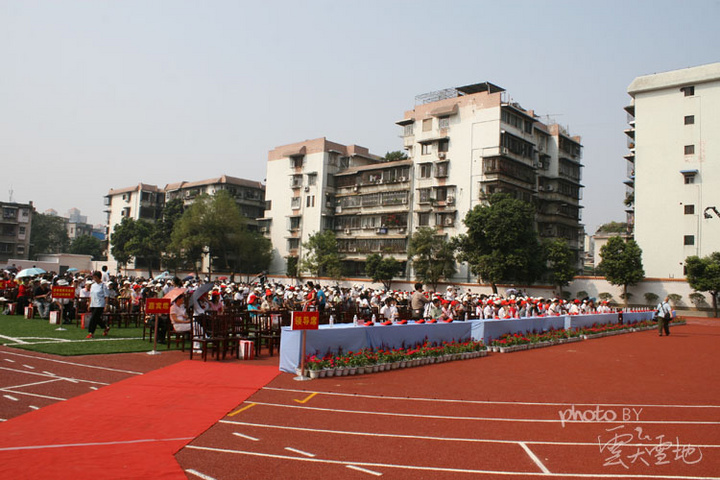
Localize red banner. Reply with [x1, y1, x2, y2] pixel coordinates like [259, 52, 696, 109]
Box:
[145, 298, 171, 314]
[52, 286, 75, 299]
[291, 311, 319, 330]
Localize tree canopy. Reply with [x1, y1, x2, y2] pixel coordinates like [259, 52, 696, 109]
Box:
[545, 238, 577, 295]
[300, 230, 343, 280]
[109, 217, 162, 277]
[407, 227, 456, 291]
[685, 252, 720, 317]
[598, 236, 644, 307]
[596, 222, 628, 233]
[454, 193, 544, 293]
[365, 253, 404, 290]
[383, 151, 408, 162]
[29, 212, 69, 258]
[69, 235, 105, 260]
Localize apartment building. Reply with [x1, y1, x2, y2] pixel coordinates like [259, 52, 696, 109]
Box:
[0, 201, 33, 262]
[626, 62, 720, 278]
[105, 177, 265, 273]
[265, 82, 585, 281]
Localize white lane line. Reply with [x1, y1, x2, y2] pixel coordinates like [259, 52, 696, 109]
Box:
[3, 395, 19, 401]
[519, 442, 551, 474]
[263, 387, 720, 409]
[4, 358, 16, 363]
[220, 420, 720, 449]
[185, 469, 216, 480]
[347, 464, 382, 476]
[29, 406, 40, 410]
[2, 379, 62, 390]
[232, 432, 259, 441]
[1, 351, 143, 375]
[284, 447, 315, 457]
[245, 401, 720, 426]
[22, 364, 35, 370]
[1, 390, 66, 401]
[1, 367, 109, 386]
[89, 386, 98, 391]
[0, 437, 195, 452]
[186, 445, 720, 479]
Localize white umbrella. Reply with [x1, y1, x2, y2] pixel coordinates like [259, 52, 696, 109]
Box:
[16, 267, 46, 278]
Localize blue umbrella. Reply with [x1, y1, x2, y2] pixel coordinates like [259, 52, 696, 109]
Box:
[67, 268, 79, 272]
[16, 267, 46, 278]
[154, 271, 171, 281]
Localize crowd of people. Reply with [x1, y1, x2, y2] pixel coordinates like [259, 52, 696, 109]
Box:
[1, 268, 620, 326]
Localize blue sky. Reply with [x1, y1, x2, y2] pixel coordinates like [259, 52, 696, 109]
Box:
[1, 0, 718, 232]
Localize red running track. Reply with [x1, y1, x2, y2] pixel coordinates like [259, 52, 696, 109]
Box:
[178, 319, 720, 479]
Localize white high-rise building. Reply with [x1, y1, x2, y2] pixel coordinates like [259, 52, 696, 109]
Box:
[264, 82, 585, 282]
[626, 63, 720, 279]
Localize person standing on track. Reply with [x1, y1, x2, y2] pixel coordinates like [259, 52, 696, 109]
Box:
[657, 296, 672, 336]
[86, 271, 111, 339]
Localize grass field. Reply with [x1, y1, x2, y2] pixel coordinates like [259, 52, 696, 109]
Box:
[0, 313, 179, 355]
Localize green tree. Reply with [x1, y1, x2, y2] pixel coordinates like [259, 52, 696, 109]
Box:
[169, 191, 246, 274]
[545, 239, 577, 296]
[300, 230, 343, 280]
[596, 222, 628, 233]
[598, 236, 644, 308]
[29, 212, 70, 258]
[231, 230, 273, 276]
[454, 194, 544, 294]
[109, 217, 135, 271]
[69, 235, 105, 260]
[383, 151, 408, 162]
[365, 253, 403, 290]
[286, 256, 299, 280]
[157, 199, 185, 272]
[109, 217, 162, 276]
[685, 252, 720, 317]
[407, 227, 457, 291]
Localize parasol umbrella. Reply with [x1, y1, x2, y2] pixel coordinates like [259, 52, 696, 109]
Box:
[163, 287, 187, 303]
[190, 283, 214, 304]
[67, 268, 79, 273]
[217, 276, 228, 281]
[182, 274, 195, 282]
[154, 271, 172, 281]
[16, 267, 46, 278]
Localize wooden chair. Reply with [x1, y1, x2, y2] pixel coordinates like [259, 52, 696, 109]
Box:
[166, 324, 191, 351]
[257, 312, 282, 356]
[190, 314, 222, 361]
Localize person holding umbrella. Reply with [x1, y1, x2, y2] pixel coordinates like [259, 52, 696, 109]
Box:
[86, 271, 111, 339]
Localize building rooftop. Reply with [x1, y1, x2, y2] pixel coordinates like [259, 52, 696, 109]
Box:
[628, 62, 720, 96]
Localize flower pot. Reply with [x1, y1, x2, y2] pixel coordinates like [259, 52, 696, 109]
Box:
[399, 361, 407, 368]
[325, 368, 335, 378]
[372, 365, 380, 373]
[348, 367, 357, 375]
[309, 370, 320, 379]
[318, 369, 327, 378]
[356, 366, 366, 374]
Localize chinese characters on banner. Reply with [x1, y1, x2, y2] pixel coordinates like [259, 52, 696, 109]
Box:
[51, 286, 75, 299]
[291, 311, 319, 330]
[145, 298, 171, 314]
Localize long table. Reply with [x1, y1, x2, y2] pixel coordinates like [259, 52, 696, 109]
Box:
[279, 321, 472, 373]
[278, 311, 657, 373]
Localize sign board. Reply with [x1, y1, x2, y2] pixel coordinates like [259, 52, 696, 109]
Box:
[145, 298, 171, 314]
[52, 286, 76, 299]
[291, 311, 319, 330]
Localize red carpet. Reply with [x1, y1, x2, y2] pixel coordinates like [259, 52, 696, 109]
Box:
[0, 360, 280, 479]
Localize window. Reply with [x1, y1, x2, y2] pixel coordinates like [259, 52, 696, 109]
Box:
[289, 217, 301, 231]
[422, 118, 432, 132]
[418, 212, 430, 226]
[306, 195, 315, 208]
[291, 197, 301, 209]
[435, 161, 449, 178]
[290, 155, 304, 168]
[438, 139, 449, 152]
[684, 205, 695, 215]
[291, 175, 303, 187]
[307, 173, 317, 186]
[403, 123, 414, 136]
[438, 116, 450, 129]
[684, 145, 695, 155]
[419, 163, 432, 178]
[685, 176, 695, 185]
[684, 235, 695, 246]
[681, 86, 695, 97]
[265, 200, 272, 210]
[421, 143, 432, 155]
[684, 115, 695, 125]
[288, 238, 300, 250]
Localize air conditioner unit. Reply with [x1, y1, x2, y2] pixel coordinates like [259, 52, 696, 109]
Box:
[344, 228, 351, 235]
[501, 147, 509, 155]
[538, 186, 545, 192]
[438, 152, 446, 159]
[336, 206, 342, 213]
[353, 186, 359, 192]
[546, 185, 554, 192]
[304, 186, 310, 192]
[447, 196, 455, 205]
[399, 176, 407, 182]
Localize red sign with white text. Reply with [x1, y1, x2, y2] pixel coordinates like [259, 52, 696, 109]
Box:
[52, 286, 75, 299]
[291, 311, 319, 330]
[145, 298, 171, 314]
